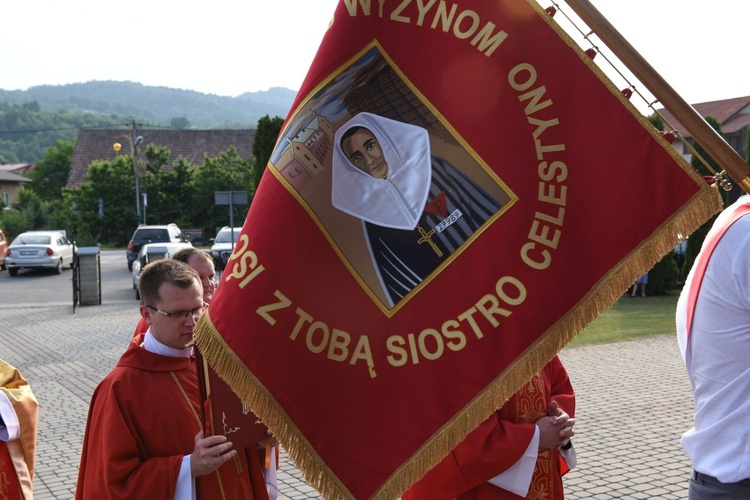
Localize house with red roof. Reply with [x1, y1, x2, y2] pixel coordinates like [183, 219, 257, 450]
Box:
[66, 129, 255, 189]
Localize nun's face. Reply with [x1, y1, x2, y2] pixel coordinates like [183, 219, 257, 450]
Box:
[342, 128, 388, 179]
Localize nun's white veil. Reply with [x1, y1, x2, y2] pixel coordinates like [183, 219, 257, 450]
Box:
[332, 113, 431, 230]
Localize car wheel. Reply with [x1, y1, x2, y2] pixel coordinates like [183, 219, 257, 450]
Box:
[55, 259, 63, 275]
[8, 268, 18, 276]
[135, 288, 140, 300]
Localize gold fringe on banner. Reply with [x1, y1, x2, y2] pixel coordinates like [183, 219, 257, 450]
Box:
[195, 184, 721, 499]
[193, 313, 356, 499]
[371, 183, 723, 500]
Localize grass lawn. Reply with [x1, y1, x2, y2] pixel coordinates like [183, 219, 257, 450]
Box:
[565, 292, 680, 348]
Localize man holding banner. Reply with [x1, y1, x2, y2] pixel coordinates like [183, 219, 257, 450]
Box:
[77, 260, 269, 499]
[677, 195, 750, 498]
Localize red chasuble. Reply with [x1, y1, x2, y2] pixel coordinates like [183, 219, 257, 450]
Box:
[403, 357, 573, 499]
[75, 336, 267, 500]
[0, 440, 23, 500]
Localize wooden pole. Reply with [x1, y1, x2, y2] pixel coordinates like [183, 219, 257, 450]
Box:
[562, 0, 750, 194]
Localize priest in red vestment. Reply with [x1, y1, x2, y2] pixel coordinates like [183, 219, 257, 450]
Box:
[76, 260, 269, 500]
[403, 356, 575, 499]
[132, 247, 216, 338]
[0, 358, 38, 500]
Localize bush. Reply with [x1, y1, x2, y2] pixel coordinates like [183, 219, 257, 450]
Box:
[0, 209, 30, 239]
[647, 252, 680, 295]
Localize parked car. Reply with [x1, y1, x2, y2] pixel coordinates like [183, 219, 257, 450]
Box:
[210, 226, 241, 270]
[131, 242, 193, 300]
[126, 224, 190, 271]
[6, 230, 76, 276]
[0, 229, 7, 271]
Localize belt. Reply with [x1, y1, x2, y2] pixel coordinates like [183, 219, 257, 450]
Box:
[693, 470, 750, 487]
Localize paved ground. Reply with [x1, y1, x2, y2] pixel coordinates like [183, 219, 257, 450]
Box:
[0, 300, 695, 499]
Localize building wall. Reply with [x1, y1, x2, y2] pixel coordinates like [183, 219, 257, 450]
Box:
[0, 182, 24, 207]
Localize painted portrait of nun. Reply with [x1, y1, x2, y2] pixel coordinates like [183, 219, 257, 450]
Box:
[332, 113, 501, 308]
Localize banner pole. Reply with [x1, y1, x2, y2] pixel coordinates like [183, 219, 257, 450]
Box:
[562, 0, 750, 194]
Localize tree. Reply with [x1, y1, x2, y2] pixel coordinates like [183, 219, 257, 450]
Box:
[14, 190, 48, 229]
[251, 115, 284, 191]
[647, 113, 663, 131]
[143, 158, 196, 228]
[191, 147, 253, 237]
[69, 157, 139, 246]
[170, 117, 191, 130]
[60, 142, 254, 246]
[646, 253, 680, 295]
[29, 139, 75, 200]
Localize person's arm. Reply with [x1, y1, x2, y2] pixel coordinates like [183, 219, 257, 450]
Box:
[547, 356, 575, 419]
[546, 356, 577, 469]
[0, 391, 19, 441]
[0, 360, 37, 446]
[486, 426, 540, 496]
[403, 412, 537, 498]
[174, 456, 194, 500]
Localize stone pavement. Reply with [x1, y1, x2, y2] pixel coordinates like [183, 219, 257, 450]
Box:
[0, 301, 695, 499]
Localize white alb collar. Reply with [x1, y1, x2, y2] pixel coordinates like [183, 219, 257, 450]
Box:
[143, 328, 193, 358]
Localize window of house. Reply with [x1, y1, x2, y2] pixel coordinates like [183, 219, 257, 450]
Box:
[728, 135, 740, 151]
[1, 192, 10, 207]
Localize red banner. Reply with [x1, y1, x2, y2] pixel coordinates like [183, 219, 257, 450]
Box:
[195, 1, 721, 498]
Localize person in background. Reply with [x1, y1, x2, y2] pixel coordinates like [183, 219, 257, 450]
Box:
[133, 248, 215, 337]
[631, 272, 648, 297]
[77, 260, 270, 499]
[0, 358, 38, 500]
[173, 247, 215, 305]
[676, 194, 750, 498]
[402, 356, 576, 499]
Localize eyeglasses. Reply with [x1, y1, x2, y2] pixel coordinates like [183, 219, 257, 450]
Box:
[146, 303, 206, 320]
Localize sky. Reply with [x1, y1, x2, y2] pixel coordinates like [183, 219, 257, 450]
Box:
[3, 0, 748, 113]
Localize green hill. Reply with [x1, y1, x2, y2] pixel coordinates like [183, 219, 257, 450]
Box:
[0, 81, 296, 128]
[0, 81, 297, 163]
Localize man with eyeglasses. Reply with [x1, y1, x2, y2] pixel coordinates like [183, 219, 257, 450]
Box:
[76, 260, 269, 499]
[133, 247, 216, 338]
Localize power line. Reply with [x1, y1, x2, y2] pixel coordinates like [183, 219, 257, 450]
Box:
[0, 123, 175, 136]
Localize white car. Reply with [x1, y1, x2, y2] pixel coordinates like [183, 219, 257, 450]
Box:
[131, 242, 193, 299]
[6, 230, 76, 276]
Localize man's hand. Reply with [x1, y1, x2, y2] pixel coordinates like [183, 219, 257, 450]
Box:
[191, 431, 237, 477]
[535, 400, 575, 450]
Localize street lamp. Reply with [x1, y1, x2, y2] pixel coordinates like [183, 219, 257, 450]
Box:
[113, 133, 145, 225]
[133, 134, 144, 225]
